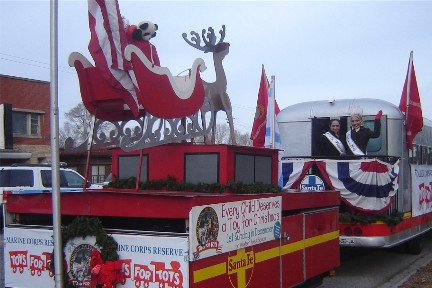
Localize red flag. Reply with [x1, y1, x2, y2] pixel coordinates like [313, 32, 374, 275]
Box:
[399, 51, 423, 150]
[250, 66, 280, 147]
[250, 66, 269, 147]
[87, 0, 139, 117]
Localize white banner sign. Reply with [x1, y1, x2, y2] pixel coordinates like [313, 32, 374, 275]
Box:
[114, 233, 189, 288]
[4, 228, 189, 288]
[4, 227, 55, 288]
[411, 165, 432, 217]
[189, 196, 282, 261]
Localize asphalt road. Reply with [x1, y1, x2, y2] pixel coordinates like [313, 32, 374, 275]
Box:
[320, 232, 432, 288]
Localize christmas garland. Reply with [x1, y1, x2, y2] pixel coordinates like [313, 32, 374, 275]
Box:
[51, 216, 122, 288]
[339, 211, 404, 227]
[105, 175, 282, 194]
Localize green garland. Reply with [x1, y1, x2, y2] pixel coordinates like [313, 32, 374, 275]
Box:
[52, 216, 119, 288]
[105, 175, 282, 194]
[339, 211, 404, 227]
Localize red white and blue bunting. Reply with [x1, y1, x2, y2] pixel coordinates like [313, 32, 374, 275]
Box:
[282, 159, 400, 212]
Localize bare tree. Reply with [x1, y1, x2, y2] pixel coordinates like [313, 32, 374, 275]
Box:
[235, 130, 252, 146]
[60, 103, 93, 147]
[212, 124, 251, 146]
[60, 103, 113, 149]
[213, 124, 229, 144]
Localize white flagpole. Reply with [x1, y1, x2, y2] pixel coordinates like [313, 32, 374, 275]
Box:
[50, 0, 64, 286]
[264, 76, 275, 149]
[270, 76, 276, 149]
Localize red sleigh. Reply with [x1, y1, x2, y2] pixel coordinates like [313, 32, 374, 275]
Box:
[124, 44, 206, 119]
[68, 52, 144, 122]
[69, 46, 206, 121]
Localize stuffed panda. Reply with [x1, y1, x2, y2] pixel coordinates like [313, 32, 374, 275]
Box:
[133, 20, 158, 41]
[126, 20, 160, 66]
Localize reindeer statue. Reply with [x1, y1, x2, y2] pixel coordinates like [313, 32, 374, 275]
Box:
[183, 25, 236, 144]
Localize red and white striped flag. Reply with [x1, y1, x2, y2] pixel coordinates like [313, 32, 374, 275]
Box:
[88, 0, 139, 117]
[398, 51, 423, 150]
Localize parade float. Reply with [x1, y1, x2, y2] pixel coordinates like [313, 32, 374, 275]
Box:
[2, 1, 340, 287]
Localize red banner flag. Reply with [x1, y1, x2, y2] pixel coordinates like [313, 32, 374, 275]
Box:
[398, 51, 423, 150]
[250, 66, 270, 147]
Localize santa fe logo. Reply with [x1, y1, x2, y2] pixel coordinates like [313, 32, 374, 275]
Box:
[300, 175, 325, 191]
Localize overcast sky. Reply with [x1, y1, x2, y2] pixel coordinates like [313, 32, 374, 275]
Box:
[1, 0, 431, 134]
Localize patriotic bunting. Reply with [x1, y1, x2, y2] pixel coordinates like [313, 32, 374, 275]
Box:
[282, 159, 400, 212]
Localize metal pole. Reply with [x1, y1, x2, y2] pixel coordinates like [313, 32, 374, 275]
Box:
[50, 0, 64, 286]
[271, 76, 276, 149]
[84, 115, 97, 191]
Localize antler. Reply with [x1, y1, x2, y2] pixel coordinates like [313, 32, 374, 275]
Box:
[183, 25, 226, 53]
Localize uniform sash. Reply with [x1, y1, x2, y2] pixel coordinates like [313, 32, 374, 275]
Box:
[346, 129, 365, 155]
[323, 132, 346, 155]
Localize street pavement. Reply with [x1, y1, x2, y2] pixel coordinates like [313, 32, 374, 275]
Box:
[320, 232, 432, 288]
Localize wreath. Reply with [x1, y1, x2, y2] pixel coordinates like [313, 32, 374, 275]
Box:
[52, 216, 124, 288]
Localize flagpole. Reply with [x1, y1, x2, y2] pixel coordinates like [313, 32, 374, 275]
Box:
[405, 51, 413, 123]
[270, 76, 276, 149]
[50, 0, 64, 286]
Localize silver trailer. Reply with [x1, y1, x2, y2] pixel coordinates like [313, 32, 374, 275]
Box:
[277, 98, 432, 251]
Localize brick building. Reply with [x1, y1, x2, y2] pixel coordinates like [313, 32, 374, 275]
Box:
[0, 74, 112, 183]
[0, 74, 51, 165]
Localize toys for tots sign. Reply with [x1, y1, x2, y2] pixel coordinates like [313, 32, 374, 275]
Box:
[4, 228, 189, 288]
[189, 196, 282, 260]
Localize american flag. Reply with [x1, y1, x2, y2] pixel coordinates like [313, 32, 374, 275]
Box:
[87, 0, 139, 117]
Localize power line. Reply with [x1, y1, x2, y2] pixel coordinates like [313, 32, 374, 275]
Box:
[232, 103, 256, 111]
[0, 52, 75, 74]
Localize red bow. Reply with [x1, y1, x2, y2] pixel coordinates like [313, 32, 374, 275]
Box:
[90, 249, 125, 288]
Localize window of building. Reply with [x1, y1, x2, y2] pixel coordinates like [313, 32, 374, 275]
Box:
[91, 165, 106, 183]
[12, 110, 42, 137]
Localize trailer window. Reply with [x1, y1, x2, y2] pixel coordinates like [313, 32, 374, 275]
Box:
[234, 154, 272, 184]
[311, 117, 348, 157]
[429, 148, 432, 165]
[118, 155, 148, 182]
[410, 145, 422, 164]
[411, 145, 432, 165]
[421, 146, 429, 164]
[364, 120, 382, 153]
[185, 153, 219, 184]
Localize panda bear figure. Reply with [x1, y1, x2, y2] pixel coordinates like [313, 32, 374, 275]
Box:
[133, 20, 158, 41]
[126, 20, 160, 66]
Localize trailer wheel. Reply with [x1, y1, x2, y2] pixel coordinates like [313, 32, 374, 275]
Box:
[406, 235, 425, 255]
